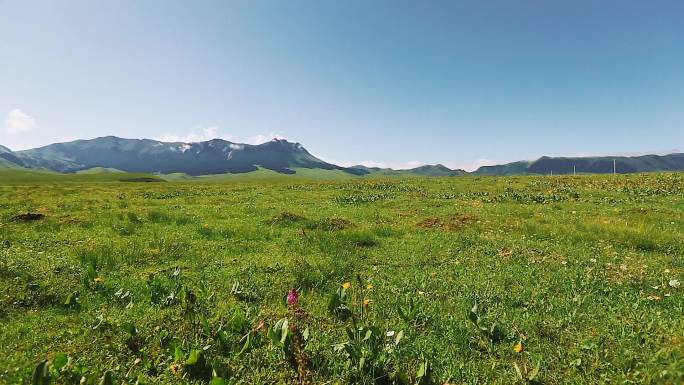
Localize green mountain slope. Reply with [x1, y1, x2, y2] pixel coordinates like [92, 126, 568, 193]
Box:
[0, 145, 27, 169]
[348, 164, 466, 177]
[472, 160, 532, 176]
[473, 154, 684, 175]
[406, 164, 467, 176]
[4, 136, 684, 178]
[13, 136, 367, 176]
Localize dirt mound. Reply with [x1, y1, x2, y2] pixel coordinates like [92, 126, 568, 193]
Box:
[417, 214, 476, 231]
[308, 217, 354, 231]
[12, 213, 45, 222]
[269, 211, 306, 225]
[323, 218, 354, 231]
[119, 177, 165, 182]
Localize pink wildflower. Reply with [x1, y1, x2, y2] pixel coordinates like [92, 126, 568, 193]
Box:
[287, 288, 299, 306]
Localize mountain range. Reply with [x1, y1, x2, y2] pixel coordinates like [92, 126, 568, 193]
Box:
[1, 136, 683, 177]
[473, 153, 684, 175]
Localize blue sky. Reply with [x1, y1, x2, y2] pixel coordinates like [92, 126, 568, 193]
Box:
[1, 0, 682, 170]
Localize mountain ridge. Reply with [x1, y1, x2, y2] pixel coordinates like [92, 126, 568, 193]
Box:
[473, 153, 684, 175]
[11, 136, 366, 176]
[1, 137, 683, 176]
[0, 145, 28, 169]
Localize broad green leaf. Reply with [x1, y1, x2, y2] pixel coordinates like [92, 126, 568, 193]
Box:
[529, 361, 541, 380]
[279, 319, 289, 344]
[237, 332, 251, 356]
[99, 371, 114, 385]
[52, 353, 68, 370]
[186, 349, 202, 365]
[31, 360, 50, 385]
[122, 323, 137, 336]
[416, 360, 426, 378]
[395, 330, 404, 346]
[210, 377, 227, 385]
[513, 363, 523, 380]
[468, 304, 479, 324]
[174, 345, 183, 362]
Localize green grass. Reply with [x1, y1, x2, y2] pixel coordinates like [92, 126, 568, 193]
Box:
[0, 169, 165, 183]
[1, 173, 683, 384]
[75, 167, 126, 174]
[159, 167, 359, 182]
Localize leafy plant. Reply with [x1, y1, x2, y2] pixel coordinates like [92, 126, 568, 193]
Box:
[267, 317, 291, 349]
[122, 323, 143, 353]
[333, 320, 404, 382]
[415, 356, 434, 385]
[468, 303, 505, 345]
[514, 361, 541, 384]
[397, 296, 428, 329]
[63, 291, 80, 309]
[328, 286, 352, 320]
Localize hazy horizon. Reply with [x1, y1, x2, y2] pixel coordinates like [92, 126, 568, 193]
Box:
[3, 133, 683, 172]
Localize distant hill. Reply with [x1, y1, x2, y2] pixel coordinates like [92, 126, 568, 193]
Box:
[348, 164, 466, 177]
[75, 167, 126, 174]
[472, 160, 531, 176]
[406, 164, 467, 176]
[473, 153, 684, 175]
[0, 145, 27, 169]
[2, 136, 684, 177]
[11, 136, 367, 176]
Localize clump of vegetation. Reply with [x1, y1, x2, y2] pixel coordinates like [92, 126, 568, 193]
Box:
[305, 217, 354, 231]
[416, 213, 476, 231]
[268, 211, 306, 225]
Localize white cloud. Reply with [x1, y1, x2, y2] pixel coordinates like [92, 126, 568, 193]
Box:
[304, 153, 504, 172]
[157, 126, 232, 143]
[316, 156, 388, 168]
[570, 148, 681, 157]
[245, 131, 285, 145]
[396, 161, 423, 170]
[4, 109, 36, 134]
[60, 136, 79, 143]
[448, 158, 501, 172]
[157, 127, 288, 145]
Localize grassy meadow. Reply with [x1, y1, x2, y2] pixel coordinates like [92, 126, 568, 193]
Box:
[0, 172, 683, 384]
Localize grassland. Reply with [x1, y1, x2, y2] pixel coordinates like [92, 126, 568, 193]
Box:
[0, 172, 683, 384]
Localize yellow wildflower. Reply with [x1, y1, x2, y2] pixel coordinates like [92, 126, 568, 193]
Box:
[366, 284, 374, 290]
[363, 298, 372, 307]
[342, 282, 351, 290]
[169, 363, 182, 377]
[514, 342, 524, 353]
[93, 277, 104, 284]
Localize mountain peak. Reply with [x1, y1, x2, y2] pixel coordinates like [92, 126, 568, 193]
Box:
[406, 164, 466, 176]
[11, 136, 350, 176]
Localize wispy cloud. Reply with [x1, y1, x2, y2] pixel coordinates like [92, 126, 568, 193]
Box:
[157, 126, 231, 143]
[245, 131, 285, 145]
[569, 149, 681, 157]
[157, 127, 286, 145]
[396, 161, 423, 170]
[4, 109, 36, 134]
[447, 158, 501, 172]
[319, 157, 506, 172]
